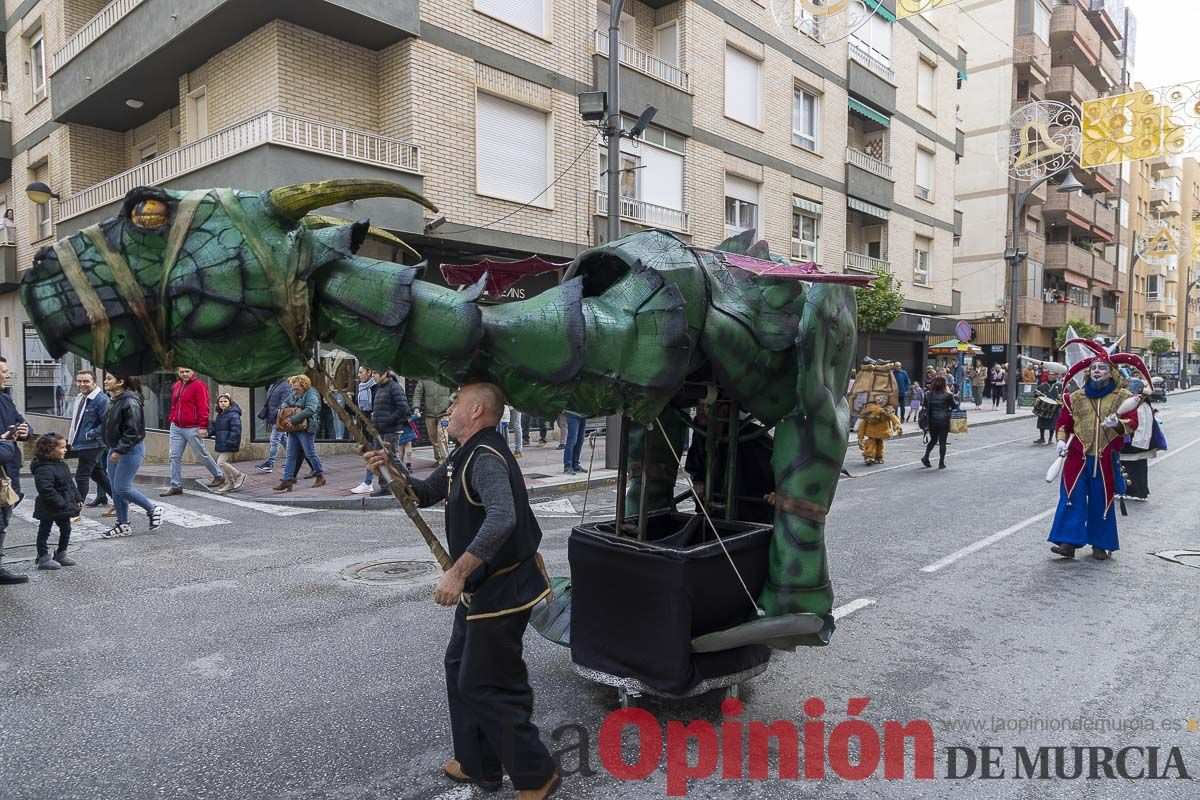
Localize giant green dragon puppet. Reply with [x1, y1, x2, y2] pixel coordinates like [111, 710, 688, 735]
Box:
[20, 179, 862, 652]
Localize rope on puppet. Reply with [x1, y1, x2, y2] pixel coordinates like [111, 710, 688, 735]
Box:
[305, 361, 453, 572]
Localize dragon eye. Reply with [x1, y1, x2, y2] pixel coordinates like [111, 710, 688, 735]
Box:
[131, 198, 170, 230]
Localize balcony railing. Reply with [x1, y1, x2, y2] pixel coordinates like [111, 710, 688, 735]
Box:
[52, 0, 146, 74]
[848, 38, 895, 84]
[594, 191, 689, 233]
[846, 147, 893, 180]
[844, 252, 890, 273]
[59, 111, 422, 221]
[594, 30, 690, 92]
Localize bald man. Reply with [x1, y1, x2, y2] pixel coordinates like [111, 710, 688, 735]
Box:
[364, 382, 559, 799]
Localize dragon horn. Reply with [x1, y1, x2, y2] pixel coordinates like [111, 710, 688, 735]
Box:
[266, 179, 438, 220]
[1063, 337, 1109, 358]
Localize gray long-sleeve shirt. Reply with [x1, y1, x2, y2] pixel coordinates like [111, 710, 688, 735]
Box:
[399, 452, 515, 563]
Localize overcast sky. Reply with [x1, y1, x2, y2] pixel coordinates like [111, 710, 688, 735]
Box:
[1125, 0, 1197, 92]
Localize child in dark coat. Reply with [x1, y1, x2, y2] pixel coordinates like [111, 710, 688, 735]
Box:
[31, 433, 84, 570]
[211, 393, 246, 494]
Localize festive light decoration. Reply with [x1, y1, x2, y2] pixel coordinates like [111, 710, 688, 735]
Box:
[897, 0, 962, 19]
[1080, 80, 1200, 168]
[1001, 101, 1082, 181]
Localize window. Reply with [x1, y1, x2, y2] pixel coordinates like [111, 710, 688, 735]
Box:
[725, 45, 762, 128]
[655, 22, 679, 66]
[29, 33, 46, 104]
[915, 148, 935, 200]
[30, 162, 51, 241]
[187, 88, 209, 140]
[850, 1, 892, 65]
[22, 325, 93, 417]
[791, 205, 820, 263]
[793, 87, 820, 151]
[795, 0, 820, 37]
[1022, 0, 1051, 43]
[137, 141, 157, 164]
[597, 2, 635, 42]
[917, 58, 936, 112]
[476, 0, 547, 37]
[724, 175, 759, 239]
[1148, 274, 1161, 300]
[476, 92, 552, 208]
[913, 236, 932, 287]
[599, 150, 640, 199]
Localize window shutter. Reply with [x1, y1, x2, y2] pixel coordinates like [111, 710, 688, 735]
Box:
[725, 46, 760, 126]
[916, 149, 934, 190]
[725, 175, 759, 204]
[476, 0, 545, 36]
[476, 93, 550, 206]
[917, 60, 934, 108]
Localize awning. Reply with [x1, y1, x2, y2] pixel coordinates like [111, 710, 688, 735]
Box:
[848, 98, 891, 127]
[440, 255, 568, 297]
[866, 0, 897, 23]
[848, 196, 891, 220]
[929, 338, 982, 354]
[958, 69, 968, 83]
[1061, 271, 1090, 288]
[793, 196, 823, 214]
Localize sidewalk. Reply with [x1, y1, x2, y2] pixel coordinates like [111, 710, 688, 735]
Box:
[132, 433, 617, 509]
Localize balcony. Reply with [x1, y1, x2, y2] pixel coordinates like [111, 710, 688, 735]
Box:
[51, 0, 420, 128]
[845, 147, 894, 209]
[1145, 299, 1169, 316]
[56, 111, 425, 234]
[593, 30, 690, 92]
[1043, 301, 1092, 329]
[1087, 0, 1124, 46]
[1010, 231, 1046, 264]
[1043, 190, 1100, 231]
[594, 191, 689, 234]
[1095, 305, 1116, 328]
[848, 39, 895, 85]
[844, 252, 890, 274]
[1045, 242, 1095, 279]
[0, 243, 16, 293]
[1092, 256, 1115, 286]
[1050, 4, 1101, 70]
[1147, 329, 1171, 341]
[1047, 65, 1097, 105]
[1017, 298, 1044, 326]
[1080, 160, 1117, 192]
[1013, 34, 1051, 82]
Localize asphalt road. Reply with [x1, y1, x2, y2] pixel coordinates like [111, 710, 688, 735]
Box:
[2, 392, 1198, 799]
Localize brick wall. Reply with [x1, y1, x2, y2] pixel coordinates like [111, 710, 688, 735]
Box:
[276, 22, 380, 131]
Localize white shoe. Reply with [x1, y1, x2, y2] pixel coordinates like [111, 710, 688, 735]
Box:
[350, 482, 374, 495]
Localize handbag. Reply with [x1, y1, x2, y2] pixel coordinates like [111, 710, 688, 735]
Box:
[0, 466, 21, 508]
[275, 406, 308, 433]
[396, 421, 418, 445]
[949, 409, 969, 435]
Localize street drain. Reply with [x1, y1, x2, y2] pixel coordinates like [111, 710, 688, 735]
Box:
[341, 560, 440, 586]
[1152, 550, 1200, 570]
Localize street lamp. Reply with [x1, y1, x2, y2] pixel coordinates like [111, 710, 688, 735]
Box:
[1004, 169, 1084, 415]
[25, 182, 60, 204]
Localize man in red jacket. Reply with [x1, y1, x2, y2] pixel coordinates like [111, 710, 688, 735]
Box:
[161, 367, 223, 496]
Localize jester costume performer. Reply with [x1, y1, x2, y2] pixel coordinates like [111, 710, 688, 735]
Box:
[1047, 340, 1152, 560]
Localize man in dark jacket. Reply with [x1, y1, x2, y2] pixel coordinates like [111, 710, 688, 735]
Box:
[66, 369, 112, 507]
[0, 356, 33, 584]
[256, 378, 297, 472]
[363, 383, 558, 800]
[369, 371, 410, 497]
[893, 366, 912, 422]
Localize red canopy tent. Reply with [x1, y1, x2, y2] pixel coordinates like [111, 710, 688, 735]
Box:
[439, 255, 568, 298]
[688, 248, 876, 286]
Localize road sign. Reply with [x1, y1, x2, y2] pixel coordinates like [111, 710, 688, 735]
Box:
[955, 320, 973, 342]
[957, 342, 969, 352]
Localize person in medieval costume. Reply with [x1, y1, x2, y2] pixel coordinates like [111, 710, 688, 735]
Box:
[1119, 378, 1166, 502]
[1047, 341, 1151, 561]
[857, 395, 902, 466]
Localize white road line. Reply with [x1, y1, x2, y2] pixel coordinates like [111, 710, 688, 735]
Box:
[832, 597, 876, 619]
[921, 435, 1200, 574]
[847, 436, 1029, 477]
[186, 491, 317, 517]
[11, 505, 110, 539]
[150, 500, 231, 528]
[428, 787, 473, 800]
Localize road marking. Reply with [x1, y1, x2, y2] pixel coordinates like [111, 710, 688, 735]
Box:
[921, 435, 1200, 574]
[428, 788, 473, 800]
[151, 500, 231, 528]
[12, 506, 109, 539]
[530, 497, 576, 514]
[832, 598, 875, 619]
[187, 491, 317, 517]
[847, 436, 1028, 477]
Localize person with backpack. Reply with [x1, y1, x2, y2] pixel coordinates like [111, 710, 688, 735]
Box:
[920, 376, 959, 469]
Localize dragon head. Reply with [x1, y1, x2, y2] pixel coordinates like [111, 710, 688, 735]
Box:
[20, 179, 435, 385]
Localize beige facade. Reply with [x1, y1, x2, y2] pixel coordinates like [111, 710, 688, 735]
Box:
[954, 0, 1124, 358]
[0, 0, 963, 461]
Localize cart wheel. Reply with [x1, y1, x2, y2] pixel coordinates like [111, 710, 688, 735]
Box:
[618, 688, 641, 708]
[725, 684, 740, 701]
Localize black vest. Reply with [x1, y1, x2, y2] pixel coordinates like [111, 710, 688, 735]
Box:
[447, 427, 549, 620]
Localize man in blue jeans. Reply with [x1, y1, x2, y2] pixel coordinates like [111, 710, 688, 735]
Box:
[562, 411, 586, 475]
[161, 367, 223, 496]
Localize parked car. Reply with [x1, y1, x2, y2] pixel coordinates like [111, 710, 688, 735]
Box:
[1150, 376, 1167, 403]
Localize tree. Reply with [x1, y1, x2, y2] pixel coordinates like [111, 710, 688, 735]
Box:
[854, 267, 903, 355]
[1192, 339, 1200, 358]
[1054, 318, 1098, 350]
[1149, 337, 1172, 355]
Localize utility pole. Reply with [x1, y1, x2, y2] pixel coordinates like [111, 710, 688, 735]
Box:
[1181, 266, 1198, 389]
[605, 0, 624, 243]
[1119, 7, 1133, 352]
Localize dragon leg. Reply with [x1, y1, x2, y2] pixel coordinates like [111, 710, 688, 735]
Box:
[624, 414, 688, 522]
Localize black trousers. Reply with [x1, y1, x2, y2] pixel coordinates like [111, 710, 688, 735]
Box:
[924, 427, 950, 463]
[444, 603, 555, 790]
[73, 448, 112, 502]
[36, 518, 72, 557]
[1123, 458, 1149, 498]
[521, 414, 547, 443]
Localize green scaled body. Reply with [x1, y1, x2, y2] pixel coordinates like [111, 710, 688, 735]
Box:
[19, 180, 856, 649]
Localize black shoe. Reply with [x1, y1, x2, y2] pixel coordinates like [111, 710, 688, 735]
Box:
[920, 457, 932, 468]
[563, 467, 575, 475]
[1050, 543, 1077, 559]
[0, 567, 29, 584]
[1091, 547, 1111, 560]
[85, 497, 108, 508]
[938, 462, 946, 469]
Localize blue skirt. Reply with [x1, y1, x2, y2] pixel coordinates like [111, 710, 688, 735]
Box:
[1047, 454, 1124, 552]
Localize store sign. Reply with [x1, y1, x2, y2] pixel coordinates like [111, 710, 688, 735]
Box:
[1156, 352, 1181, 377]
[916, 316, 931, 332]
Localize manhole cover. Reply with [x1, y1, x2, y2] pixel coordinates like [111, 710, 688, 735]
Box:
[341, 560, 440, 585]
[1152, 550, 1200, 570]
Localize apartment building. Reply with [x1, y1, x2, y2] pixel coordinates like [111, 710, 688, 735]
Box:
[0, 0, 965, 459]
[954, 0, 1125, 362]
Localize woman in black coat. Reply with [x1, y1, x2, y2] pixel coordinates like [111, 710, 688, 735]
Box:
[30, 433, 83, 569]
[921, 376, 960, 469]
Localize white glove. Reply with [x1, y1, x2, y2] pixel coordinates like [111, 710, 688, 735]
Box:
[1101, 414, 1120, 429]
[1056, 440, 1069, 457]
